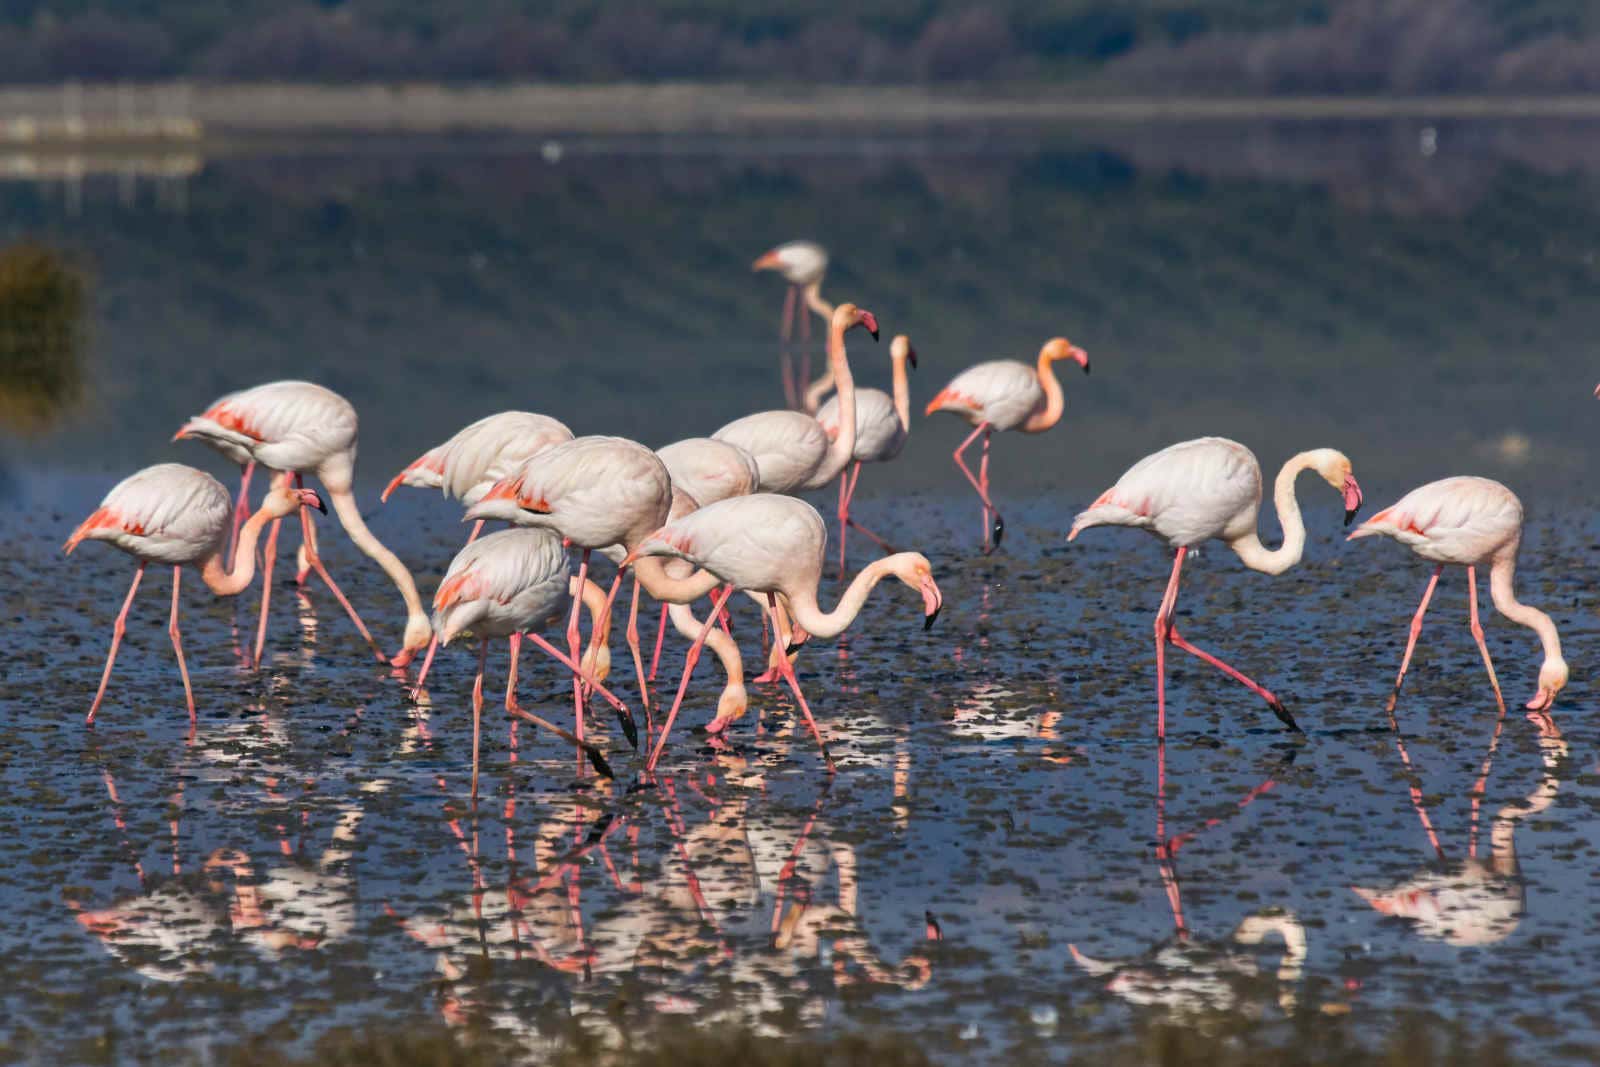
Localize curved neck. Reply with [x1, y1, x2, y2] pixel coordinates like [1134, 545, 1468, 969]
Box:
[1488, 554, 1564, 682]
[890, 354, 911, 432]
[577, 577, 611, 662]
[668, 601, 744, 687]
[800, 317, 857, 489]
[326, 486, 428, 626]
[802, 367, 834, 415]
[1227, 453, 1317, 576]
[1020, 354, 1065, 433]
[199, 506, 279, 595]
[634, 555, 723, 604]
[785, 554, 910, 639]
[802, 280, 833, 322]
[1490, 731, 1566, 873]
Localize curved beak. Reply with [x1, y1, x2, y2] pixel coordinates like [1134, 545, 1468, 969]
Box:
[920, 575, 943, 631]
[1072, 346, 1090, 375]
[297, 489, 327, 514]
[752, 250, 781, 272]
[907, 344, 918, 370]
[1342, 475, 1364, 528]
[856, 310, 880, 341]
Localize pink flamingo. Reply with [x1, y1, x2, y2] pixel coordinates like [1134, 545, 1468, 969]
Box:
[815, 333, 916, 571]
[382, 410, 574, 692]
[173, 380, 431, 668]
[1347, 477, 1568, 713]
[622, 493, 943, 772]
[432, 527, 633, 795]
[63, 463, 324, 725]
[1069, 437, 1363, 737]
[925, 338, 1090, 553]
[714, 303, 876, 494]
[753, 240, 832, 408]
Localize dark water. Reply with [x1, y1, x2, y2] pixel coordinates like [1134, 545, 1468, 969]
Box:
[3, 120, 1600, 1064]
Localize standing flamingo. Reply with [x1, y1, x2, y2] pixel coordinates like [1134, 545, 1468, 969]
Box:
[63, 464, 324, 725]
[173, 380, 431, 668]
[1347, 477, 1567, 713]
[925, 338, 1090, 553]
[382, 410, 574, 692]
[622, 493, 943, 772]
[1069, 437, 1363, 737]
[432, 527, 631, 795]
[714, 303, 876, 493]
[815, 333, 916, 570]
[753, 241, 832, 408]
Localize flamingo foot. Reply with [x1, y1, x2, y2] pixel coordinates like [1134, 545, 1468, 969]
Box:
[980, 515, 1005, 555]
[751, 667, 784, 685]
[390, 647, 417, 669]
[1266, 694, 1301, 733]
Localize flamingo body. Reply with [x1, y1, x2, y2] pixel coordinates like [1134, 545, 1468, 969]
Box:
[1350, 476, 1521, 565]
[468, 435, 671, 549]
[1070, 437, 1263, 547]
[432, 528, 571, 645]
[66, 464, 230, 565]
[176, 380, 358, 484]
[655, 437, 760, 506]
[925, 360, 1047, 431]
[754, 241, 827, 286]
[817, 388, 905, 462]
[638, 493, 830, 595]
[385, 411, 573, 505]
[712, 411, 832, 494]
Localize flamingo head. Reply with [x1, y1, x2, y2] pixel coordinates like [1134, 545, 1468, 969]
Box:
[832, 303, 879, 342]
[400, 614, 433, 658]
[580, 631, 612, 685]
[751, 248, 784, 272]
[1528, 656, 1568, 711]
[1041, 337, 1090, 375]
[891, 334, 917, 369]
[1305, 449, 1362, 527]
[709, 681, 749, 733]
[883, 553, 942, 630]
[261, 484, 326, 520]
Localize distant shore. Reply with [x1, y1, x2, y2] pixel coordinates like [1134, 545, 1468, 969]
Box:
[10, 83, 1600, 142]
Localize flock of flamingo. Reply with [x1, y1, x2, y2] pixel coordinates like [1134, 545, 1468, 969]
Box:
[63, 240, 1571, 790]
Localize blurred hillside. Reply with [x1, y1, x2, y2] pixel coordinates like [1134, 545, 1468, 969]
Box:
[3, 0, 1600, 91]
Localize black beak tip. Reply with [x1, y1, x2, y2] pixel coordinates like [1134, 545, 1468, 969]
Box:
[1082, 361, 1091, 375]
[617, 710, 639, 750]
[588, 748, 615, 779]
[784, 641, 803, 656]
[870, 329, 880, 341]
[908, 352, 918, 369]
[1344, 508, 1358, 528]
[993, 516, 1005, 548]
[923, 606, 941, 631]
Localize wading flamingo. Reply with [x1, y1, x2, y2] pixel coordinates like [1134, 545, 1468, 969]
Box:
[816, 333, 916, 571]
[714, 303, 876, 493]
[925, 338, 1090, 553]
[1069, 437, 1363, 737]
[432, 527, 631, 796]
[622, 493, 943, 772]
[173, 380, 431, 668]
[382, 411, 574, 692]
[1347, 477, 1567, 713]
[63, 464, 324, 725]
[753, 240, 833, 408]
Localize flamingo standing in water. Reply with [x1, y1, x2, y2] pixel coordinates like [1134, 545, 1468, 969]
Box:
[925, 338, 1090, 553]
[382, 410, 574, 691]
[63, 464, 324, 725]
[1347, 477, 1567, 712]
[622, 493, 943, 772]
[431, 527, 632, 796]
[815, 333, 916, 571]
[1069, 437, 1364, 737]
[753, 241, 832, 408]
[173, 380, 432, 668]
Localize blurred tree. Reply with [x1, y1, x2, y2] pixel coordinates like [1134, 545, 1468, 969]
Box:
[0, 244, 86, 434]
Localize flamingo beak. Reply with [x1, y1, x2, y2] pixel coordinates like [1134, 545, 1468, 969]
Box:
[907, 345, 918, 370]
[752, 250, 782, 272]
[1343, 475, 1364, 527]
[1072, 346, 1090, 374]
[920, 575, 943, 630]
[298, 489, 327, 514]
[859, 310, 880, 341]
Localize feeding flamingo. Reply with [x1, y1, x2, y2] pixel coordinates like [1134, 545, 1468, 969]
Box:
[1069, 437, 1363, 737]
[621, 493, 944, 772]
[1347, 477, 1567, 713]
[382, 410, 574, 692]
[925, 338, 1090, 553]
[815, 333, 916, 571]
[714, 303, 876, 494]
[63, 463, 324, 725]
[753, 240, 833, 408]
[431, 527, 632, 795]
[173, 380, 431, 669]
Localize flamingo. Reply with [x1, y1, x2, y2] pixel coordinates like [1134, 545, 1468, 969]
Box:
[173, 380, 431, 669]
[1347, 477, 1568, 713]
[925, 338, 1090, 553]
[753, 240, 832, 408]
[431, 527, 631, 795]
[815, 333, 916, 571]
[622, 493, 944, 772]
[714, 303, 876, 494]
[382, 411, 574, 692]
[63, 463, 324, 725]
[1069, 437, 1363, 737]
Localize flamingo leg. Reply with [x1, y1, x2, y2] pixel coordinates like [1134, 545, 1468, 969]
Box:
[780, 283, 796, 344]
[836, 468, 850, 576]
[227, 461, 255, 571]
[768, 593, 835, 772]
[979, 427, 992, 546]
[411, 520, 485, 698]
[523, 632, 632, 722]
[471, 637, 487, 801]
[1466, 566, 1506, 709]
[253, 515, 281, 668]
[1152, 548, 1185, 740]
[1386, 705, 1445, 858]
[168, 566, 196, 726]
[842, 461, 894, 555]
[508, 632, 616, 778]
[294, 474, 385, 663]
[295, 503, 320, 586]
[1166, 628, 1296, 731]
[952, 422, 1003, 553]
[1386, 566, 1442, 713]
[646, 585, 736, 772]
[593, 569, 641, 746]
[647, 602, 669, 682]
[626, 577, 653, 730]
[780, 285, 798, 408]
[567, 549, 591, 753]
[87, 563, 145, 725]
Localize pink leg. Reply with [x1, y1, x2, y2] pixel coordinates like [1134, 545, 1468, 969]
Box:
[952, 422, 1003, 553]
[87, 563, 145, 725]
[768, 593, 835, 772]
[779, 285, 798, 407]
[295, 474, 384, 663]
[836, 468, 850, 576]
[523, 632, 632, 721]
[511, 632, 616, 778]
[1466, 566, 1506, 709]
[253, 516, 281, 668]
[168, 567, 196, 726]
[1167, 627, 1297, 731]
[842, 462, 894, 555]
[647, 585, 736, 772]
[799, 292, 811, 343]
[780, 283, 796, 344]
[592, 569, 640, 746]
[648, 602, 669, 682]
[979, 427, 992, 546]
[626, 577, 653, 730]
[411, 521, 484, 698]
[1152, 548, 1186, 740]
[471, 637, 487, 801]
[227, 461, 255, 571]
[567, 549, 591, 755]
[1387, 566, 1442, 713]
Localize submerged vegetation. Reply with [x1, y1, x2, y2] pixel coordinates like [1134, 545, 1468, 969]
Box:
[0, 243, 85, 434]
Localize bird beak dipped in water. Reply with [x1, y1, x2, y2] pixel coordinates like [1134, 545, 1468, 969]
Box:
[1342, 475, 1364, 528]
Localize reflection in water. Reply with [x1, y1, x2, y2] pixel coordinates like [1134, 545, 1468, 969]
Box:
[0, 242, 85, 433]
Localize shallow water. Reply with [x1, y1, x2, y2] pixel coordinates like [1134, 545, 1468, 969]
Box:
[3, 120, 1600, 1064]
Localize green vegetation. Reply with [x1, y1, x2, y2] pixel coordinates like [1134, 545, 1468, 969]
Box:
[0, 242, 85, 433]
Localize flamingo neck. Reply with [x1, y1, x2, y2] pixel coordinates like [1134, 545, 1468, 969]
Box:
[802, 367, 835, 415]
[1488, 553, 1564, 691]
[633, 555, 723, 604]
[668, 601, 747, 724]
[575, 576, 612, 671]
[802, 280, 833, 322]
[326, 486, 430, 640]
[890, 353, 912, 433]
[785, 554, 910, 639]
[800, 316, 857, 490]
[1020, 353, 1066, 433]
[199, 506, 278, 595]
[1227, 452, 1318, 576]
[1489, 729, 1566, 873]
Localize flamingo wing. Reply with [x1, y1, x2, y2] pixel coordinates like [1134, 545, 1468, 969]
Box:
[636, 494, 826, 593]
[656, 438, 761, 506]
[178, 380, 357, 472]
[1071, 437, 1261, 547]
[440, 412, 574, 505]
[817, 387, 904, 462]
[1350, 476, 1521, 564]
[924, 360, 1041, 430]
[66, 463, 230, 562]
[433, 527, 568, 643]
[713, 411, 829, 493]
